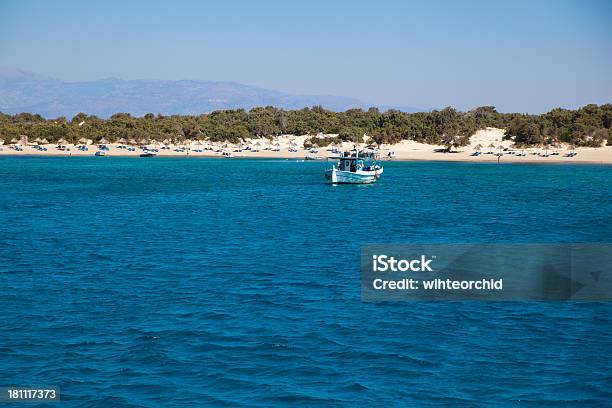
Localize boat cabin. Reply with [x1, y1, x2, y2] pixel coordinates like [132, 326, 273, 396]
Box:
[338, 157, 366, 172]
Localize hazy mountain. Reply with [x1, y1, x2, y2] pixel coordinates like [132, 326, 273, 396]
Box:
[0, 67, 422, 118]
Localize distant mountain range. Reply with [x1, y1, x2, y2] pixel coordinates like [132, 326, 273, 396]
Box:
[0, 67, 422, 118]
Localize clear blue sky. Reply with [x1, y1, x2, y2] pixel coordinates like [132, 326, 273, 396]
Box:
[1, 0, 610, 113]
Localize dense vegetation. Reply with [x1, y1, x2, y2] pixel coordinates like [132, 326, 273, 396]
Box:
[1, 104, 610, 147]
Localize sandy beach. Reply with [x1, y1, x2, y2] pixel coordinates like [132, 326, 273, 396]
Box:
[1, 128, 611, 164]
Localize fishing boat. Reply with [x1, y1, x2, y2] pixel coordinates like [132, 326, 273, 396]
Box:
[325, 149, 383, 184]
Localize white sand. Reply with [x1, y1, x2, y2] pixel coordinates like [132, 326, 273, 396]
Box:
[1, 128, 611, 164]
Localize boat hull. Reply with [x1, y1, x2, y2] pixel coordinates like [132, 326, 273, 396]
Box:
[325, 168, 381, 184]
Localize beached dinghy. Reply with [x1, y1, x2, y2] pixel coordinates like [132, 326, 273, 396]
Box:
[325, 149, 383, 184]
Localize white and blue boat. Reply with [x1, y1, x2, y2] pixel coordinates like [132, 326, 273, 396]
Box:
[325, 149, 383, 184]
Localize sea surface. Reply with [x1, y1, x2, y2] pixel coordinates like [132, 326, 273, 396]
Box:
[0, 157, 611, 407]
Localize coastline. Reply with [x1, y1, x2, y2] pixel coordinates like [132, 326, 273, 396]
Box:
[2, 144, 611, 164]
[2, 151, 612, 165]
[2, 128, 611, 164]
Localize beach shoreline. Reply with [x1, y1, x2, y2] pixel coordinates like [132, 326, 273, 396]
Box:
[2, 148, 611, 164]
[2, 128, 611, 164]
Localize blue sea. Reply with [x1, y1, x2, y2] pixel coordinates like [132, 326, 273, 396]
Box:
[0, 157, 611, 407]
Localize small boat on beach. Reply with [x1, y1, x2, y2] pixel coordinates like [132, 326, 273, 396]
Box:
[140, 152, 157, 157]
[325, 149, 383, 184]
[94, 150, 106, 156]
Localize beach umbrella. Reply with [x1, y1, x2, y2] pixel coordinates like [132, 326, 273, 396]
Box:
[78, 137, 89, 144]
[118, 137, 127, 143]
[57, 138, 68, 145]
[99, 137, 109, 144]
[10, 138, 18, 144]
[0, 139, 4, 145]
[538, 143, 548, 156]
[275, 142, 281, 147]
[41, 138, 49, 144]
[474, 144, 482, 151]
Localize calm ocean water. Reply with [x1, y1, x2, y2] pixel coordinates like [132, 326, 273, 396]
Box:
[0, 157, 611, 407]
